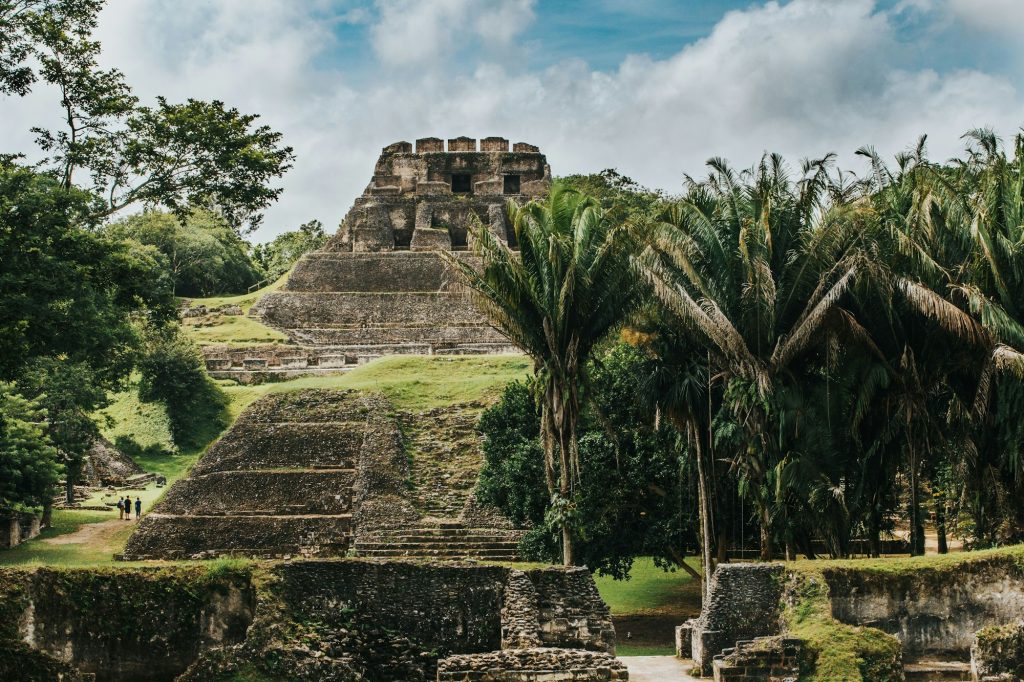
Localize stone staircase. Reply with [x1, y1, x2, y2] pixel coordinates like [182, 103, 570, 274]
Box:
[354, 522, 527, 562]
[904, 660, 972, 681]
[122, 390, 363, 560]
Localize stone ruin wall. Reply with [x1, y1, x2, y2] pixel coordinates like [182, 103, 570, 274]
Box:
[0, 560, 621, 682]
[679, 552, 1024, 678]
[327, 137, 549, 253]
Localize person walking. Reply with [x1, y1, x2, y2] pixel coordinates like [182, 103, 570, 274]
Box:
[134, 497, 142, 521]
[117, 497, 124, 520]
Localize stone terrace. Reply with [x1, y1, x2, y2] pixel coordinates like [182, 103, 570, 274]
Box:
[124, 388, 528, 562]
[122, 390, 367, 559]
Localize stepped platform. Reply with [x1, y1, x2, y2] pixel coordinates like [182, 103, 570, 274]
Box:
[124, 388, 527, 562]
[122, 390, 367, 560]
[354, 524, 527, 562]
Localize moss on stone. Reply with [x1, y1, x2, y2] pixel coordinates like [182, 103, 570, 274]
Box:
[781, 568, 903, 682]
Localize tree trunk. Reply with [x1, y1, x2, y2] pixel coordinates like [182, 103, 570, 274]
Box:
[936, 493, 948, 555]
[693, 422, 715, 600]
[868, 509, 882, 558]
[65, 476, 74, 505]
[759, 504, 773, 561]
[908, 442, 922, 556]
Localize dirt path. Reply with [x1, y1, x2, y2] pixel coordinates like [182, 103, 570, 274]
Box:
[620, 656, 699, 681]
[42, 518, 135, 545]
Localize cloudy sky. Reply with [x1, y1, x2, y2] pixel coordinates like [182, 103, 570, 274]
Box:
[3, 0, 1023, 242]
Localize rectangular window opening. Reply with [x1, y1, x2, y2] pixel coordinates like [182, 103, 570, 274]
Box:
[451, 174, 472, 193]
[503, 175, 521, 194]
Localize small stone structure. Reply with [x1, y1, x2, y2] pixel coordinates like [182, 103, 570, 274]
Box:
[0, 511, 41, 549]
[678, 564, 785, 676]
[680, 552, 1024, 680]
[708, 636, 801, 682]
[249, 137, 549, 361]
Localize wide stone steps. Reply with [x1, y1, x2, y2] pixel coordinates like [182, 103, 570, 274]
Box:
[903, 660, 971, 681]
[354, 526, 526, 561]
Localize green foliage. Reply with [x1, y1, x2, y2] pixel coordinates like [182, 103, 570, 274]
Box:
[252, 219, 327, 281]
[0, 383, 61, 511]
[477, 345, 696, 577]
[16, 358, 108, 500]
[106, 208, 263, 296]
[444, 183, 645, 564]
[0, 163, 174, 383]
[7, 1, 293, 228]
[559, 169, 666, 222]
[137, 325, 229, 449]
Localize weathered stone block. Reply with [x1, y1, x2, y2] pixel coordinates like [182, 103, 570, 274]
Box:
[412, 226, 454, 251]
[481, 136, 510, 152]
[417, 137, 444, 152]
[448, 136, 477, 152]
[513, 142, 540, 152]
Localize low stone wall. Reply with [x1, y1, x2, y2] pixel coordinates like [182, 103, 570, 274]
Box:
[0, 565, 254, 682]
[278, 560, 508, 654]
[710, 636, 801, 682]
[0, 511, 41, 549]
[824, 552, 1024, 657]
[2, 560, 618, 682]
[437, 648, 628, 681]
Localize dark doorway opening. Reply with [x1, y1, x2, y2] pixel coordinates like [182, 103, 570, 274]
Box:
[503, 175, 521, 194]
[451, 174, 472, 194]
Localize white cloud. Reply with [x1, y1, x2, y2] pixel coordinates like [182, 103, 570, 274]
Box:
[948, 0, 1024, 35]
[370, 0, 535, 67]
[1, 0, 1021, 244]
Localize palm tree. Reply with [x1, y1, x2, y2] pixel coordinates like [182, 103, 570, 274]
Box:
[636, 153, 870, 560]
[442, 184, 642, 565]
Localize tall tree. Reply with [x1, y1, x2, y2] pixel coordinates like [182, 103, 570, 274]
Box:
[443, 185, 642, 565]
[637, 154, 871, 560]
[8, 0, 294, 230]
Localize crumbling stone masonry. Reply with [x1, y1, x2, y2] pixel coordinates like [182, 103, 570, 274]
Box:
[678, 564, 785, 677]
[1, 560, 623, 682]
[250, 137, 550, 361]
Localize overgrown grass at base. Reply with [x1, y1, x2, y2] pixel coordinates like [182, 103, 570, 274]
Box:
[179, 271, 291, 345]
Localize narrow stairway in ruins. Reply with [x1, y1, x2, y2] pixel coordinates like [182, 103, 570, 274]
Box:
[353, 402, 526, 562]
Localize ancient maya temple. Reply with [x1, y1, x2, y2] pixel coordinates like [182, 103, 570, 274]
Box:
[128, 140, 556, 560]
[198, 136, 550, 381]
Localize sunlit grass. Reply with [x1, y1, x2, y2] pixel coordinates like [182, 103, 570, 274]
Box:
[593, 557, 701, 617]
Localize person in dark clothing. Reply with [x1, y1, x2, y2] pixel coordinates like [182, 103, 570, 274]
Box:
[134, 497, 142, 520]
[117, 497, 124, 520]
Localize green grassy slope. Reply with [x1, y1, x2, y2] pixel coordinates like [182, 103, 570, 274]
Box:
[180, 270, 291, 345]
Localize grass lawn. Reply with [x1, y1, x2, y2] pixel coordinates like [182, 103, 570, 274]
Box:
[222, 354, 531, 416]
[594, 557, 703, 656]
[183, 314, 289, 345]
[180, 271, 291, 345]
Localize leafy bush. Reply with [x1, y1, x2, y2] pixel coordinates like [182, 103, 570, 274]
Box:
[0, 383, 61, 511]
[476, 344, 698, 577]
[137, 326, 229, 449]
